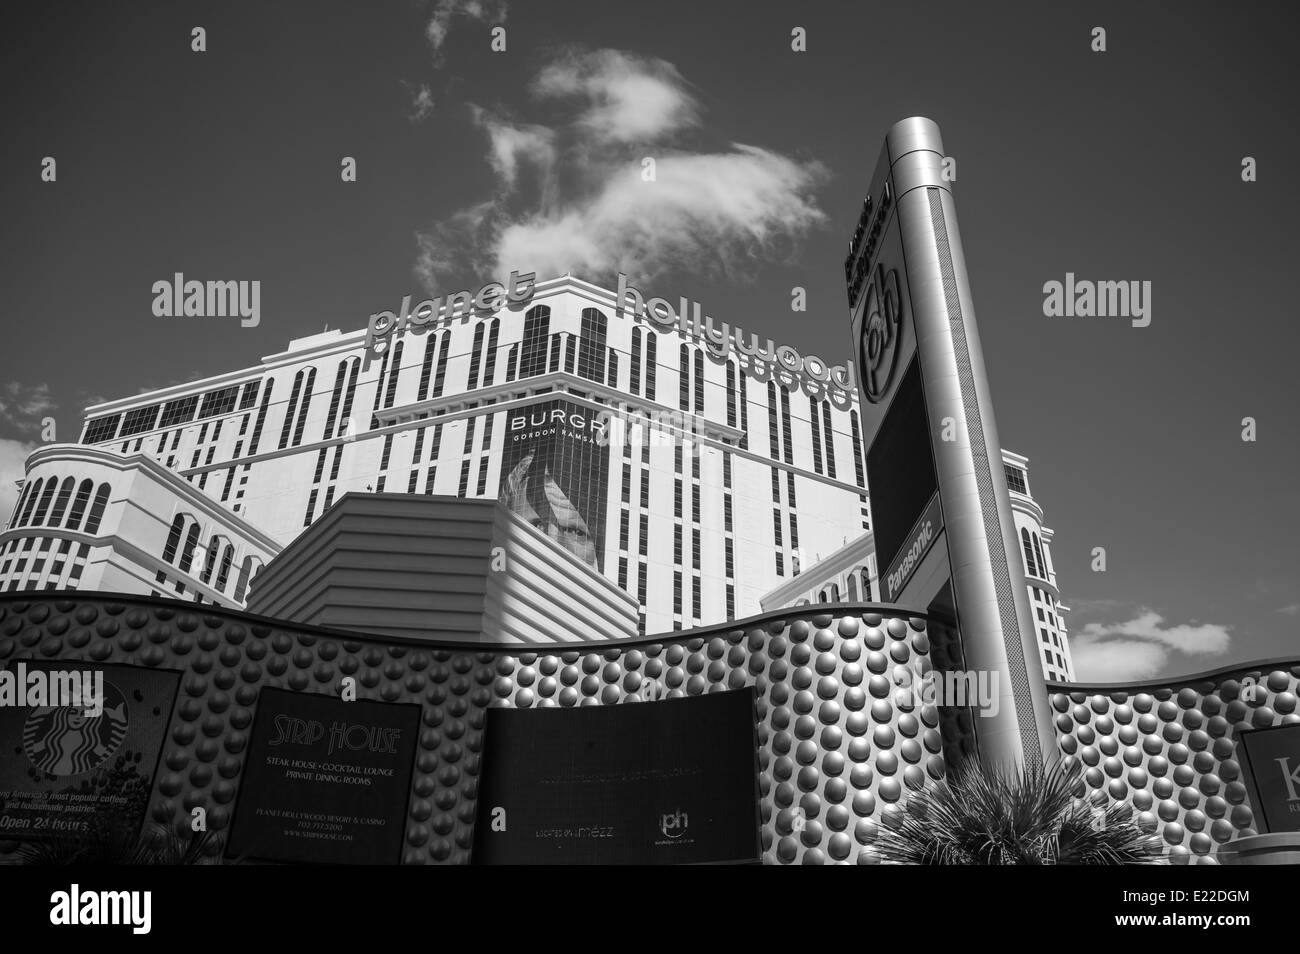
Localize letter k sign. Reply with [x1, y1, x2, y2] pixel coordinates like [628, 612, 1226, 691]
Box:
[1275, 757, 1300, 801]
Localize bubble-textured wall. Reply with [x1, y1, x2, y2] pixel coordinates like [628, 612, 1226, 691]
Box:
[1048, 666, 1300, 866]
[0, 594, 1287, 864]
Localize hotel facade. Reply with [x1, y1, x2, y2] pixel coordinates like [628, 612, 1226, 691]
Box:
[1, 273, 1069, 676]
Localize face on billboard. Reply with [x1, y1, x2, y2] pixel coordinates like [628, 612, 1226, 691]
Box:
[500, 399, 608, 570]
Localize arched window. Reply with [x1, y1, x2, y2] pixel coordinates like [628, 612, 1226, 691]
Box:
[179, 523, 201, 572]
[679, 345, 690, 410]
[830, 582, 840, 602]
[578, 308, 608, 383]
[383, 342, 403, 408]
[292, 367, 317, 445]
[846, 574, 859, 602]
[1021, 527, 1038, 577]
[82, 483, 112, 534]
[215, 544, 235, 591]
[644, 332, 658, 400]
[200, 538, 220, 584]
[481, 318, 500, 387]
[17, 478, 43, 526]
[8, 482, 33, 528]
[1032, 533, 1048, 580]
[32, 480, 58, 526]
[161, 515, 185, 564]
[818, 589, 829, 603]
[860, 568, 872, 602]
[66, 479, 93, 531]
[323, 358, 358, 440]
[48, 477, 75, 527]
[631, 328, 643, 395]
[233, 554, 256, 603]
[521, 305, 550, 378]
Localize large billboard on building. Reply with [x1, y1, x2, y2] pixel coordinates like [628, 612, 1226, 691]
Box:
[1238, 724, 1300, 834]
[0, 661, 179, 842]
[472, 689, 761, 865]
[226, 688, 420, 864]
[499, 398, 609, 572]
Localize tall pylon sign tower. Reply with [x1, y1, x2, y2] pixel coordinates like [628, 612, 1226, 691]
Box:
[846, 117, 1056, 767]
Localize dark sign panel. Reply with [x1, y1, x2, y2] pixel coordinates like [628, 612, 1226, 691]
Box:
[227, 688, 420, 864]
[0, 660, 179, 841]
[1237, 724, 1300, 834]
[473, 689, 760, 865]
[867, 356, 940, 581]
[499, 398, 609, 572]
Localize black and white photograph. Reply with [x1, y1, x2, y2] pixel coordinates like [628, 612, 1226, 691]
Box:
[0, 0, 1295, 933]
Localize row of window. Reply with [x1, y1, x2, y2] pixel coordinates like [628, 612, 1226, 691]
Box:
[8, 477, 111, 535]
[158, 513, 262, 603]
[83, 380, 259, 444]
[0, 537, 89, 592]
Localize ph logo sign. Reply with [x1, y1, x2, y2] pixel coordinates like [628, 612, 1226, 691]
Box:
[859, 265, 904, 404]
[659, 809, 689, 839]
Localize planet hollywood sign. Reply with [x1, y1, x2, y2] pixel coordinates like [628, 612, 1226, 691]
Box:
[362, 271, 858, 408]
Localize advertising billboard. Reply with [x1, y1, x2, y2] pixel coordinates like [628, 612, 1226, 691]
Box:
[0, 661, 179, 842]
[226, 688, 420, 864]
[472, 689, 761, 865]
[499, 398, 609, 571]
[1237, 723, 1300, 834]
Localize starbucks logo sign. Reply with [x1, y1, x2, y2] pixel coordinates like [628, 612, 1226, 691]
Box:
[860, 265, 904, 404]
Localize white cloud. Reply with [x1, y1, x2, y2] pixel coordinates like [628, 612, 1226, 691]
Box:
[470, 106, 556, 190]
[1071, 638, 1169, 683]
[425, 0, 508, 62]
[414, 47, 827, 292]
[492, 145, 825, 282]
[0, 382, 57, 437]
[1278, 603, 1300, 616]
[1070, 609, 1231, 682]
[532, 49, 699, 144]
[1076, 610, 1231, 655]
[0, 438, 35, 525]
[403, 82, 436, 122]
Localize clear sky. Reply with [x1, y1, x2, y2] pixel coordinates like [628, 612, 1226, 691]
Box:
[1, 0, 1296, 682]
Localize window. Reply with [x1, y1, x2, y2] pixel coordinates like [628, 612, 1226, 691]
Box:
[679, 345, 690, 410]
[83, 415, 121, 444]
[645, 333, 657, 400]
[1005, 465, 1027, 495]
[120, 404, 161, 437]
[48, 477, 74, 526]
[1032, 533, 1048, 579]
[1021, 528, 1038, 577]
[66, 479, 93, 530]
[162, 515, 185, 564]
[18, 479, 43, 525]
[466, 324, 486, 391]
[630, 329, 642, 395]
[521, 306, 550, 379]
[198, 385, 239, 420]
[579, 310, 607, 381]
[32, 481, 58, 526]
[323, 360, 351, 439]
[383, 341, 403, 408]
[693, 349, 704, 413]
[278, 372, 306, 449]
[239, 380, 261, 410]
[810, 396, 824, 474]
[291, 368, 317, 446]
[482, 319, 500, 386]
[179, 523, 201, 572]
[821, 402, 837, 478]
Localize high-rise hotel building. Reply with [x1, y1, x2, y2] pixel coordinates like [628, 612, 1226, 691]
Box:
[0, 274, 1074, 677]
[2, 276, 879, 636]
